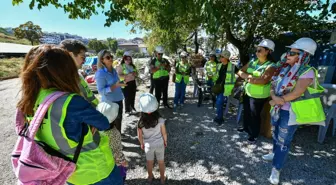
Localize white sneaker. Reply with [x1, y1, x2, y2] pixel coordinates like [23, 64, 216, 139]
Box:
[262, 153, 274, 161]
[269, 168, 280, 185]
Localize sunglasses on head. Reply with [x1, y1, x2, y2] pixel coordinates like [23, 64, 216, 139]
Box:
[287, 51, 300, 56]
[104, 55, 113, 60]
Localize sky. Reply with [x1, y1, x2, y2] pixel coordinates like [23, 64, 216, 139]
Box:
[0, 0, 145, 40]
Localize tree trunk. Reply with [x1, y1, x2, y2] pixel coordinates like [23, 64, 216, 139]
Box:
[30, 40, 34, 46]
[225, 26, 253, 65]
[194, 30, 199, 54]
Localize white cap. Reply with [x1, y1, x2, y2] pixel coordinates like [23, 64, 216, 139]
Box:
[155, 46, 164, 53]
[139, 93, 159, 113]
[123, 51, 132, 57]
[96, 102, 119, 123]
[180, 51, 188, 57]
[258, 39, 275, 51]
[220, 50, 231, 59]
[286, 37, 317, 56]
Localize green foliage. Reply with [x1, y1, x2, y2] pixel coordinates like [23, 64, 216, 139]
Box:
[106, 37, 118, 53]
[88, 39, 108, 53]
[116, 49, 124, 57]
[13, 21, 42, 45]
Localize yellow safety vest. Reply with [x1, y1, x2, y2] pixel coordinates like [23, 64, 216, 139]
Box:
[29, 88, 115, 185]
[119, 63, 137, 88]
[244, 60, 272, 98]
[153, 59, 169, 79]
[215, 62, 237, 96]
[175, 61, 191, 84]
[205, 60, 217, 82]
[79, 76, 99, 107]
[278, 67, 326, 124]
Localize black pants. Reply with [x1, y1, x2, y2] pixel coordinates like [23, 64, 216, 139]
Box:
[149, 74, 155, 94]
[154, 77, 169, 105]
[114, 100, 123, 133]
[122, 80, 137, 113]
[243, 94, 268, 138]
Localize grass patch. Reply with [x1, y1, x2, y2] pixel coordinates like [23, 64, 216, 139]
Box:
[0, 58, 23, 79]
[0, 33, 31, 45]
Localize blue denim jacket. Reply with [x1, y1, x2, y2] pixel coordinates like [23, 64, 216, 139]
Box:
[95, 67, 124, 102]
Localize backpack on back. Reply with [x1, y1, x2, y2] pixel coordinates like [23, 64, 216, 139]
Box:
[11, 91, 85, 185]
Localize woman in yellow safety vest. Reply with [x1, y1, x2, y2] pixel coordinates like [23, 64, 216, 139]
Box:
[204, 51, 218, 90]
[237, 39, 277, 143]
[116, 51, 138, 116]
[263, 38, 325, 185]
[173, 51, 191, 110]
[17, 45, 123, 185]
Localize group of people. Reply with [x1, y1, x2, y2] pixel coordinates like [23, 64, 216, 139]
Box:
[164, 37, 325, 184]
[13, 39, 169, 185]
[12, 36, 326, 185]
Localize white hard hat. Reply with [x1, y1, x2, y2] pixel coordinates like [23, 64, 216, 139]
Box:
[139, 93, 159, 113]
[155, 46, 164, 53]
[258, 39, 275, 51]
[123, 51, 132, 57]
[96, 102, 119, 123]
[180, 51, 188, 57]
[220, 50, 231, 59]
[286, 37, 317, 56]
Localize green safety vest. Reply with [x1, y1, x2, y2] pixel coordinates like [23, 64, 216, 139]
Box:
[205, 60, 217, 82]
[79, 76, 99, 107]
[215, 62, 237, 96]
[29, 88, 115, 185]
[244, 60, 272, 98]
[276, 67, 326, 124]
[153, 59, 169, 79]
[175, 61, 191, 84]
[119, 63, 137, 88]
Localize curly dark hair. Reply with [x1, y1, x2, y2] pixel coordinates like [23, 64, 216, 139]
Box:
[137, 111, 161, 129]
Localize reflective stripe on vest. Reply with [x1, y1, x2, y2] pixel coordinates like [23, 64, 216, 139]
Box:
[32, 89, 115, 185]
[205, 61, 217, 81]
[175, 61, 190, 84]
[79, 77, 98, 107]
[289, 67, 326, 124]
[153, 59, 169, 79]
[244, 60, 272, 98]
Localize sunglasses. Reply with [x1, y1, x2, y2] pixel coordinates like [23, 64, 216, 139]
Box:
[157, 53, 163, 56]
[287, 51, 300, 56]
[104, 55, 113, 60]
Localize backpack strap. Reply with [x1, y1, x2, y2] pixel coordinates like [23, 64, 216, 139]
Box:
[27, 91, 68, 139]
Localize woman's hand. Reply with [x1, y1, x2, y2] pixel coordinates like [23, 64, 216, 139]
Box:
[272, 96, 285, 105]
[110, 82, 127, 90]
[164, 140, 167, 148]
[140, 143, 144, 150]
[269, 100, 276, 106]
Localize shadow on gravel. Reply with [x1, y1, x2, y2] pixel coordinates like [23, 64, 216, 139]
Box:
[126, 178, 225, 185]
[121, 96, 336, 185]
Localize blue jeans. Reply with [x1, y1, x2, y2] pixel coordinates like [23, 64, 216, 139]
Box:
[67, 165, 123, 185]
[215, 93, 224, 121]
[174, 80, 187, 105]
[272, 110, 298, 170]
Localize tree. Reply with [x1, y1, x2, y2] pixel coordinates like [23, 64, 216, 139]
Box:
[106, 37, 118, 53]
[13, 21, 42, 45]
[88, 39, 108, 53]
[116, 49, 124, 57]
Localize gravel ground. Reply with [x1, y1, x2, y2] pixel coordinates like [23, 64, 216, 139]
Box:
[0, 78, 335, 185]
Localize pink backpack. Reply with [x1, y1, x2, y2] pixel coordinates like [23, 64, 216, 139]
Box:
[11, 92, 85, 185]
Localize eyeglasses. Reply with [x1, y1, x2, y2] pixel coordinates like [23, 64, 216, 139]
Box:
[104, 55, 113, 60]
[287, 51, 300, 56]
[157, 53, 163, 56]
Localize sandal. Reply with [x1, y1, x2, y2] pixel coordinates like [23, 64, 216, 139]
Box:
[160, 176, 168, 185]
